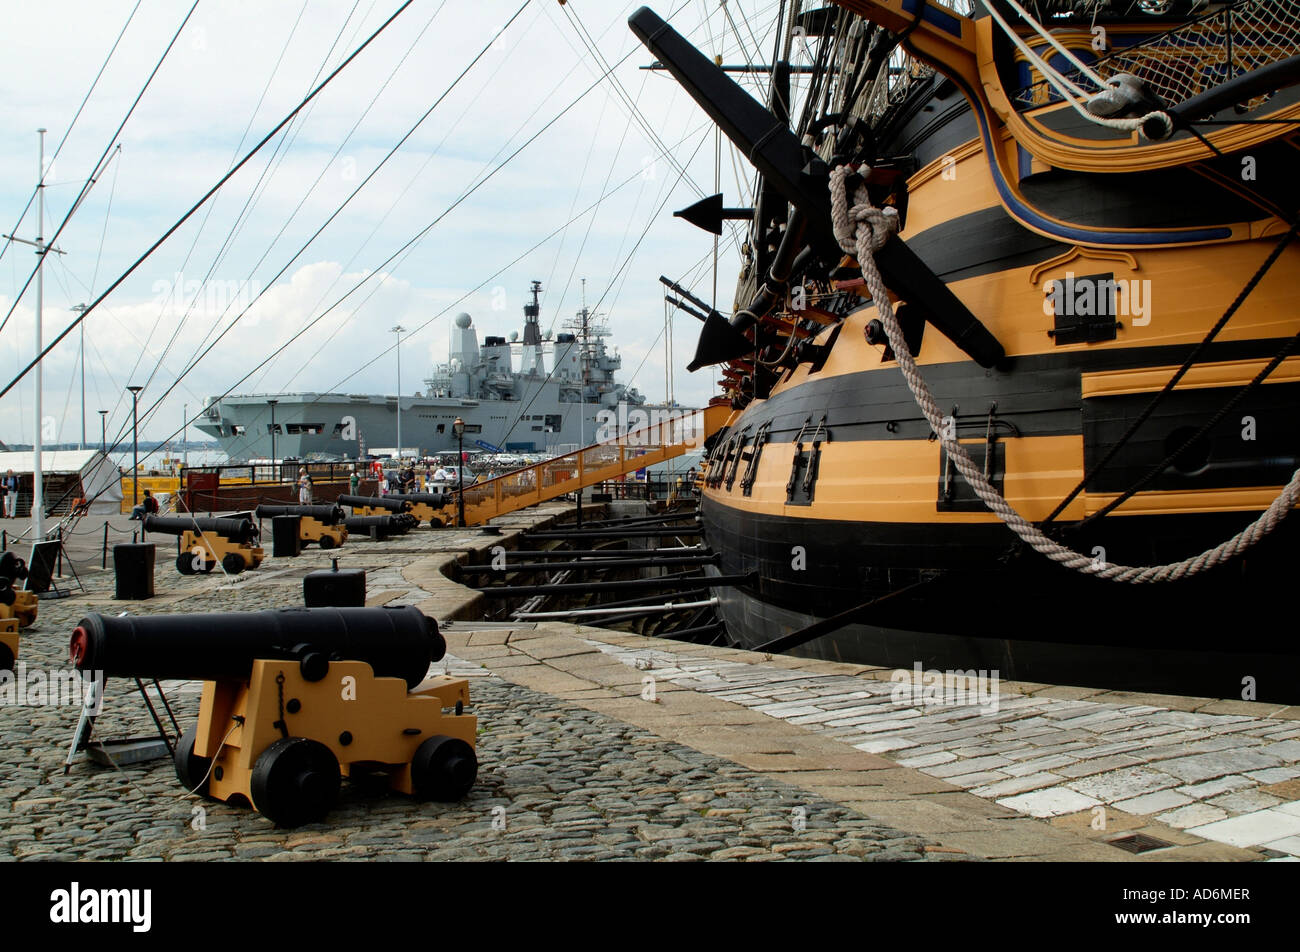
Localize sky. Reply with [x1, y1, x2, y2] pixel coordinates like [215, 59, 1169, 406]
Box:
[0, 0, 793, 452]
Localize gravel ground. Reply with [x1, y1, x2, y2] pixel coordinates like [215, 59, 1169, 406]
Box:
[0, 545, 937, 861]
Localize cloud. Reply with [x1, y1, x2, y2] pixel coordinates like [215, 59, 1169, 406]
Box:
[1, 0, 779, 448]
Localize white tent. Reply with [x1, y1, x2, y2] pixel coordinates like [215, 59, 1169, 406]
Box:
[0, 449, 122, 504]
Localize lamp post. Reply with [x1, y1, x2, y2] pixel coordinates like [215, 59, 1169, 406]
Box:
[391, 325, 405, 460]
[98, 410, 108, 455]
[127, 386, 142, 507]
[453, 417, 465, 528]
[267, 399, 278, 478]
[71, 303, 88, 450]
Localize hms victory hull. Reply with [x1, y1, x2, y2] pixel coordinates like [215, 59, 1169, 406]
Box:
[698, 306, 1300, 703]
[628, 2, 1300, 703]
[703, 500, 1300, 703]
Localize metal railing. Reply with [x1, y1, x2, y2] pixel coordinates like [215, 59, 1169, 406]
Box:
[443, 406, 727, 526]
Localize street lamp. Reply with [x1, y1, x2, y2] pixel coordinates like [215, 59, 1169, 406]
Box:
[453, 417, 465, 528]
[126, 386, 143, 506]
[98, 410, 108, 455]
[72, 303, 88, 450]
[391, 325, 405, 460]
[267, 399, 278, 477]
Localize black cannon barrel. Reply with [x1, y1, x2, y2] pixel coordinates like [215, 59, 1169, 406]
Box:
[385, 492, 451, 508]
[70, 605, 443, 690]
[255, 504, 346, 524]
[344, 514, 414, 534]
[144, 515, 258, 543]
[337, 494, 411, 514]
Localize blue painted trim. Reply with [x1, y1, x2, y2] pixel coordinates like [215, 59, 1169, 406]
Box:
[939, 69, 1233, 245]
[901, 0, 964, 38]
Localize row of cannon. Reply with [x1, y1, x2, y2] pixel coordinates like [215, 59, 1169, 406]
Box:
[142, 491, 454, 576]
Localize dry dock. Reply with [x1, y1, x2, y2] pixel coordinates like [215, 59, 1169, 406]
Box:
[1, 505, 1297, 861]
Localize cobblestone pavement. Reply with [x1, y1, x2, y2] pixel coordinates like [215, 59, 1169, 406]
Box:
[0, 541, 936, 862]
[585, 641, 1300, 858]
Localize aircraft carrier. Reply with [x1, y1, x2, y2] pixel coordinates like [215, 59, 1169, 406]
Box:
[196, 282, 677, 461]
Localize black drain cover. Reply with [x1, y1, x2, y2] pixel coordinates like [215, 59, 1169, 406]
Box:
[1108, 833, 1173, 854]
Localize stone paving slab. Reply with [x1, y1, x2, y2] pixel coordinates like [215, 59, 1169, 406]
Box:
[557, 633, 1294, 860]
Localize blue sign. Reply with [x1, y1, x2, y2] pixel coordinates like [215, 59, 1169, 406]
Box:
[475, 440, 503, 453]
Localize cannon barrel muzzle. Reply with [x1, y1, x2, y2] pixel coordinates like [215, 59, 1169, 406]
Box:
[144, 515, 258, 543]
[69, 605, 442, 689]
[386, 492, 451, 507]
[337, 494, 412, 514]
[0, 551, 28, 582]
[255, 504, 346, 524]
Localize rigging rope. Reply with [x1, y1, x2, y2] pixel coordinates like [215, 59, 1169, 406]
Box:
[829, 164, 1300, 583]
[0, 0, 416, 402]
[0, 0, 201, 339]
[0, 0, 143, 272]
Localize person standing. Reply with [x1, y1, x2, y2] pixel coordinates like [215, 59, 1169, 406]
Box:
[2, 470, 17, 518]
[349, 466, 360, 495]
[298, 468, 313, 505]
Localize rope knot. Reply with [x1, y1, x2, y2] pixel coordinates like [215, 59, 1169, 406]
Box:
[848, 203, 897, 253]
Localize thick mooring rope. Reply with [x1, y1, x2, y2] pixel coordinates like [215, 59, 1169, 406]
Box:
[828, 164, 1300, 582]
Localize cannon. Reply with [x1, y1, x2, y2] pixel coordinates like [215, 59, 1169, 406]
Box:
[255, 504, 348, 550]
[337, 494, 412, 517]
[69, 606, 478, 827]
[0, 553, 36, 672]
[144, 515, 265, 575]
[384, 492, 452, 528]
[345, 514, 417, 540]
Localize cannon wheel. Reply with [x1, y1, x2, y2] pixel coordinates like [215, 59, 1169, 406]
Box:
[174, 726, 214, 797]
[410, 735, 477, 802]
[175, 555, 196, 576]
[221, 553, 245, 575]
[317, 535, 334, 550]
[250, 737, 340, 828]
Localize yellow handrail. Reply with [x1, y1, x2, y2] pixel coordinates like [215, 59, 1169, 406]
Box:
[443, 404, 728, 527]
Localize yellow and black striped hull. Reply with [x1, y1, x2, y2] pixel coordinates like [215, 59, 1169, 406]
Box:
[699, 141, 1300, 700]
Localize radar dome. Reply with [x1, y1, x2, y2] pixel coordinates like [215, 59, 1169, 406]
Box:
[454, 312, 472, 328]
[509, 331, 519, 342]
